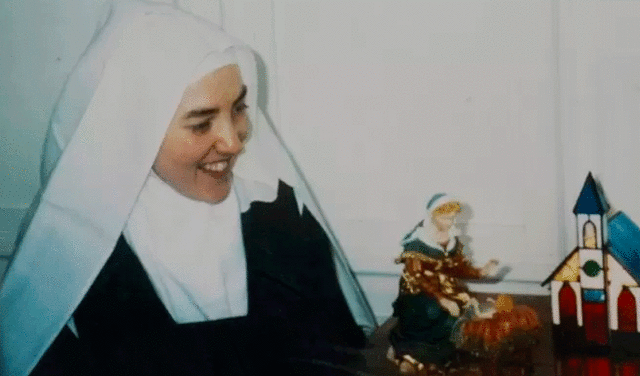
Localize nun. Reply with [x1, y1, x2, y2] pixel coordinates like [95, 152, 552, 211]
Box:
[0, 2, 376, 375]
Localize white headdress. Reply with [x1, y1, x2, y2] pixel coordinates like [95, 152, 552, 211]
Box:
[401, 192, 461, 251]
[0, 2, 376, 375]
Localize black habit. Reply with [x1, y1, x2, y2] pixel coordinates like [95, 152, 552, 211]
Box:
[32, 182, 366, 375]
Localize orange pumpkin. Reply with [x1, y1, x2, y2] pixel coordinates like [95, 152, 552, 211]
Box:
[460, 304, 540, 353]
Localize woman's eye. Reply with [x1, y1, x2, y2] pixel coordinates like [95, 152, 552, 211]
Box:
[190, 121, 211, 134]
[234, 102, 248, 115]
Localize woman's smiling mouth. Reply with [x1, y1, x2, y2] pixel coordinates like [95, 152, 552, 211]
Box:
[198, 159, 233, 178]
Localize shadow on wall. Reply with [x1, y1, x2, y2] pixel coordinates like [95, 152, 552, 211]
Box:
[254, 51, 270, 112]
[457, 202, 475, 261]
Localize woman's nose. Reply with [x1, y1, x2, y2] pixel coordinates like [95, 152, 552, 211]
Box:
[213, 117, 244, 155]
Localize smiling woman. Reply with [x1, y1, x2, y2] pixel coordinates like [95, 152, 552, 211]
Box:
[153, 65, 249, 204]
[0, 2, 375, 376]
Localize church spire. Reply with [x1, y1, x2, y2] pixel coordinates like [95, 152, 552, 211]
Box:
[573, 172, 609, 215]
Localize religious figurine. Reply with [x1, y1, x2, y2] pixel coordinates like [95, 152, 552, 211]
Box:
[388, 193, 542, 374]
[387, 193, 499, 374]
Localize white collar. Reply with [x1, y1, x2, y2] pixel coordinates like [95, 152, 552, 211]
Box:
[123, 173, 249, 323]
[410, 225, 457, 253]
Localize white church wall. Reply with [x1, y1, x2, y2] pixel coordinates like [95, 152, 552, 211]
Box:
[551, 280, 562, 325]
[571, 281, 584, 327]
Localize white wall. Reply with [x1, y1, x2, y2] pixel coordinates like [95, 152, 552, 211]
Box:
[3, 0, 640, 319]
[273, 0, 560, 275]
[558, 0, 640, 235]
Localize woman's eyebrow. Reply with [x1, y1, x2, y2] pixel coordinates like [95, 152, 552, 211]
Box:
[233, 85, 248, 105]
[183, 85, 248, 119]
[184, 108, 219, 119]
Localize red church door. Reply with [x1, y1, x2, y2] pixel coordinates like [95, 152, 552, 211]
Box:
[583, 302, 608, 345]
[618, 288, 637, 332]
[559, 282, 577, 326]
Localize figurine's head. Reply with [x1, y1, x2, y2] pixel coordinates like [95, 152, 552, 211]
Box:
[427, 193, 461, 233]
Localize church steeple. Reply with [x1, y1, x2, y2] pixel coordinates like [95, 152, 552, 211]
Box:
[573, 172, 609, 215]
[574, 172, 609, 292]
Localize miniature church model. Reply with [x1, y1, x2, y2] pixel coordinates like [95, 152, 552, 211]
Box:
[542, 172, 640, 353]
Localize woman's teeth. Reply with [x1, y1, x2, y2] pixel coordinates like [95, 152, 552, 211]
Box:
[202, 161, 228, 172]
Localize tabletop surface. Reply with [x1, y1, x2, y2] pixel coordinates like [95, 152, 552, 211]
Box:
[344, 293, 640, 376]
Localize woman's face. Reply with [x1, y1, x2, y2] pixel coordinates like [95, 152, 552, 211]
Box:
[153, 64, 249, 204]
[432, 211, 457, 232]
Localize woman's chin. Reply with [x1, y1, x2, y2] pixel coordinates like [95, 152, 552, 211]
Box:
[154, 169, 234, 204]
[199, 179, 233, 204]
[206, 191, 232, 204]
[183, 189, 231, 204]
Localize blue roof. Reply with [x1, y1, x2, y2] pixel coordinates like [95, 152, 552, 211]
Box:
[608, 211, 640, 283]
[573, 172, 609, 215]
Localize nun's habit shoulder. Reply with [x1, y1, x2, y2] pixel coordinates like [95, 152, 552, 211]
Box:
[32, 180, 364, 376]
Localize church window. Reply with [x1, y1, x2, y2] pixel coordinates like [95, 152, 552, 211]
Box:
[583, 220, 597, 248]
[583, 260, 602, 278]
